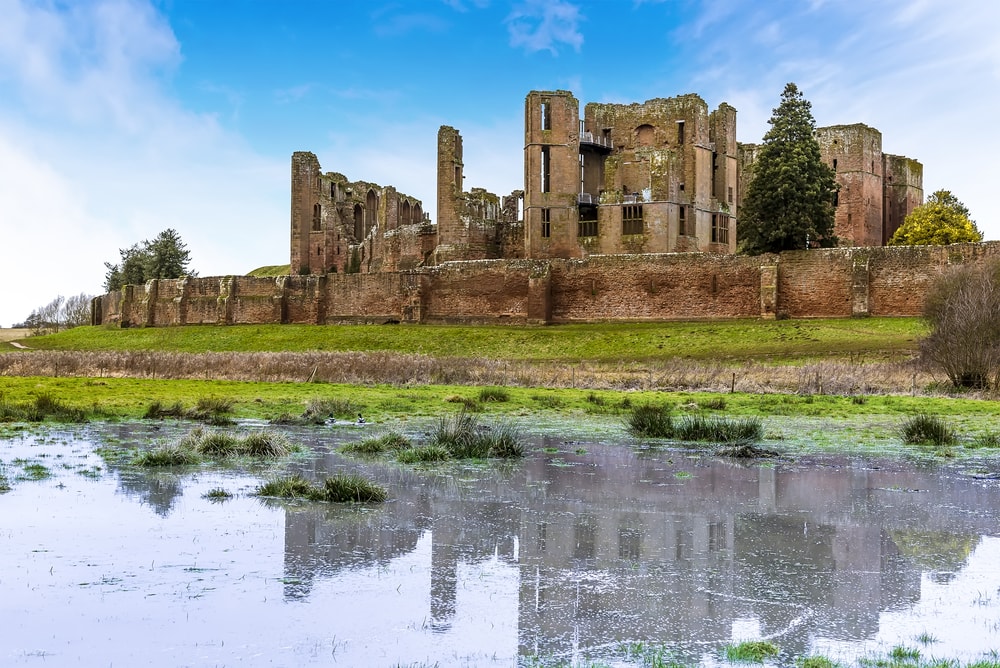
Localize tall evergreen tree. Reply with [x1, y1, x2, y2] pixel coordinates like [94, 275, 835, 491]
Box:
[739, 83, 838, 254]
[103, 229, 195, 291]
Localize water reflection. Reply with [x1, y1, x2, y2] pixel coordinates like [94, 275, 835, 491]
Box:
[267, 439, 999, 662]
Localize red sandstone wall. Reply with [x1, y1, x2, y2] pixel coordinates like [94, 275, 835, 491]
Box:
[421, 261, 532, 324]
[776, 250, 854, 317]
[550, 254, 761, 322]
[93, 241, 1000, 328]
[324, 273, 419, 323]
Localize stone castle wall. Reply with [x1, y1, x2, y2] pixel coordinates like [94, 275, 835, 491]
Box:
[93, 242, 1000, 328]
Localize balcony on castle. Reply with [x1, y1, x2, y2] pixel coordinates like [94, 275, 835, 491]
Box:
[579, 131, 613, 152]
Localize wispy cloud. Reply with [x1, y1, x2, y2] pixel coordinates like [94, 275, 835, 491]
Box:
[0, 0, 286, 326]
[371, 4, 451, 36]
[506, 0, 584, 55]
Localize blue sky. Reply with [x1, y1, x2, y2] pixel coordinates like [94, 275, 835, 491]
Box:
[1, 0, 998, 327]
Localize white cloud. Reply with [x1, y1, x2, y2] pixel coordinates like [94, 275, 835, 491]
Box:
[506, 0, 584, 55]
[0, 0, 286, 327]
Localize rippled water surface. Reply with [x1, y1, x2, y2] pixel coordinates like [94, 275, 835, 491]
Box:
[2, 422, 999, 667]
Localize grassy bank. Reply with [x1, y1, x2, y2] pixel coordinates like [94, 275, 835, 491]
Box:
[13, 318, 924, 362]
[2, 376, 999, 425]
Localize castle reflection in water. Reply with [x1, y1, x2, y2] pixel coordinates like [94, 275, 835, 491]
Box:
[279, 438, 998, 659]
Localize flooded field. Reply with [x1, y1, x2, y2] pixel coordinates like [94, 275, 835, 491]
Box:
[1, 421, 999, 667]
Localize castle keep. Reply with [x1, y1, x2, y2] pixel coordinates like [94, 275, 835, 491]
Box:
[95, 88, 956, 329]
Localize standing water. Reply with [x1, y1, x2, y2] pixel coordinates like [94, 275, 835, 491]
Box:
[1, 423, 998, 667]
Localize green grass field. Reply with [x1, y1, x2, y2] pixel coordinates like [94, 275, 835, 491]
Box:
[16, 317, 925, 363]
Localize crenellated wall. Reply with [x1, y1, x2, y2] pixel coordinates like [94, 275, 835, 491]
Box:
[93, 242, 1000, 328]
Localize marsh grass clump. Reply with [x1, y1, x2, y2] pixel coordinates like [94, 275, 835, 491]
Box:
[0, 466, 10, 492]
[171, 427, 295, 459]
[725, 640, 779, 662]
[397, 445, 451, 463]
[477, 386, 510, 403]
[445, 394, 482, 412]
[899, 414, 956, 446]
[188, 396, 237, 425]
[342, 430, 412, 455]
[320, 474, 387, 503]
[132, 444, 201, 467]
[531, 394, 564, 409]
[970, 432, 1000, 449]
[703, 396, 727, 410]
[240, 431, 292, 457]
[429, 409, 524, 459]
[673, 415, 764, 443]
[202, 487, 233, 501]
[33, 394, 87, 422]
[797, 657, 839, 668]
[625, 404, 674, 438]
[0, 397, 43, 422]
[303, 397, 358, 423]
[144, 400, 185, 419]
[889, 645, 920, 662]
[256, 473, 386, 503]
[18, 462, 52, 481]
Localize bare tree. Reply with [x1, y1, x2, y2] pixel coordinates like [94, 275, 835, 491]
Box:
[921, 259, 1000, 389]
[63, 293, 93, 328]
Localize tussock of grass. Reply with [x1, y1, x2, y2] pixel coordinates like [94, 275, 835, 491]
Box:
[429, 409, 523, 459]
[144, 400, 185, 419]
[396, 445, 450, 463]
[725, 640, 779, 662]
[970, 432, 1000, 449]
[132, 445, 202, 467]
[797, 657, 839, 668]
[256, 473, 386, 503]
[703, 396, 727, 410]
[444, 394, 481, 411]
[673, 415, 764, 443]
[477, 386, 510, 402]
[531, 394, 564, 409]
[0, 393, 86, 423]
[202, 487, 233, 500]
[133, 427, 294, 466]
[144, 396, 235, 425]
[899, 414, 956, 446]
[342, 430, 411, 455]
[625, 404, 674, 437]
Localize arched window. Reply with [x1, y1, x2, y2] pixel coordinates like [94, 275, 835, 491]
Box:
[401, 200, 411, 227]
[413, 203, 423, 224]
[365, 189, 378, 237]
[353, 203, 364, 240]
[312, 203, 321, 231]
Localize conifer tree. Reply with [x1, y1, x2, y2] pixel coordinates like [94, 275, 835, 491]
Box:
[739, 83, 838, 254]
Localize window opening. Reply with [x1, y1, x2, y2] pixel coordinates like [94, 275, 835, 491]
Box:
[541, 100, 551, 131]
[833, 158, 838, 170]
[711, 215, 730, 244]
[679, 206, 687, 235]
[623, 204, 643, 235]
[541, 146, 550, 193]
[578, 207, 597, 237]
[676, 120, 685, 145]
[540, 208, 551, 238]
[312, 203, 322, 231]
[728, 186, 734, 203]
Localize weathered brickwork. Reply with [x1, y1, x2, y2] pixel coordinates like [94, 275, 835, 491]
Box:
[93, 242, 1000, 327]
[91, 88, 941, 329]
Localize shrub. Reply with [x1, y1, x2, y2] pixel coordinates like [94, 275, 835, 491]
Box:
[899, 414, 956, 446]
[625, 404, 674, 438]
[920, 258, 1000, 390]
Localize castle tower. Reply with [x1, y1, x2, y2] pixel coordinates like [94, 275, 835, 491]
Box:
[882, 155, 923, 243]
[436, 126, 465, 259]
[815, 125, 884, 246]
[524, 91, 582, 258]
[290, 151, 322, 274]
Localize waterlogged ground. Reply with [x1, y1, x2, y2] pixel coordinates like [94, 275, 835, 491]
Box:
[1, 419, 1000, 667]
